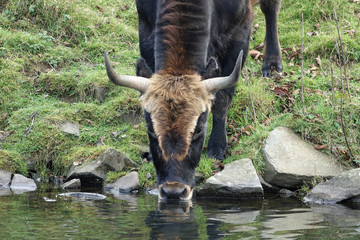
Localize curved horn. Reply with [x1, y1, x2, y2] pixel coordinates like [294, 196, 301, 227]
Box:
[202, 50, 244, 92]
[104, 51, 150, 93]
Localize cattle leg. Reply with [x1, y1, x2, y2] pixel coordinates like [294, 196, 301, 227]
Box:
[260, 0, 282, 77]
[207, 86, 236, 160]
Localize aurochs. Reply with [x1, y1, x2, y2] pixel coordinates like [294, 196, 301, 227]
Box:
[105, 0, 282, 200]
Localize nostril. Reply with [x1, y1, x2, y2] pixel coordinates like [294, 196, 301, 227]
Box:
[160, 184, 188, 199]
[180, 187, 187, 197]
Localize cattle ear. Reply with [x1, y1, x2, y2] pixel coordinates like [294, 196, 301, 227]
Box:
[203, 57, 220, 79]
[136, 58, 153, 78]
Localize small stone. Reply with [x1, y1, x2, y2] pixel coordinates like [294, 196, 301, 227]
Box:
[61, 178, 81, 189]
[104, 171, 140, 193]
[57, 121, 80, 136]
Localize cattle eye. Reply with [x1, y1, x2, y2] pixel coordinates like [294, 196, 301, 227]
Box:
[192, 126, 205, 141]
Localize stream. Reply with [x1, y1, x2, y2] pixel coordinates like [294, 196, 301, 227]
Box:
[1, 188, 360, 239]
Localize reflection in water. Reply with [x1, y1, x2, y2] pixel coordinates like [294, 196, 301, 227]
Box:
[0, 189, 360, 239]
[146, 200, 201, 240]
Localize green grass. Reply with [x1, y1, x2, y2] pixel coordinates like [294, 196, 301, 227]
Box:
[0, 0, 359, 187]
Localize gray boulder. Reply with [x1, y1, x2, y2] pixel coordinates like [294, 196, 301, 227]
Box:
[303, 168, 360, 204]
[197, 159, 263, 198]
[263, 126, 345, 188]
[0, 170, 12, 188]
[104, 171, 140, 193]
[10, 174, 37, 194]
[66, 148, 138, 187]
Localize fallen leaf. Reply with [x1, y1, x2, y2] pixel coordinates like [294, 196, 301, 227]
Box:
[96, 5, 105, 12]
[345, 29, 356, 36]
[254, 43, 264, 50]
[249, 50, 262, 60]
[262, 117, 272, 126]
[85, 119, 94, 126]
[308, 64, 319, 71]
[273, 86, 289, 97]
[314, 56, 322, 67]
[314, 144, 328, 150]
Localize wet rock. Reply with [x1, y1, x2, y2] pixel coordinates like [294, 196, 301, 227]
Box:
[197, 159, 263, 198]
[0, 170, 12, 188]
[61, 178, 81, 189]
[57, 121, 80, 136]
[146, 188, 159, 196]
[303, 168, 360, 204]
[258, 174, 280, 193]
[263, 127, 345, 189]
[279, 189, 293, 198]
[66, 148, 138, 187]
[10, 174, 37, 194]
[104, 171, 140, 193]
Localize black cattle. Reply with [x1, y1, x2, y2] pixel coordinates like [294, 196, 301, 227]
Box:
[105, 0, 281, 200]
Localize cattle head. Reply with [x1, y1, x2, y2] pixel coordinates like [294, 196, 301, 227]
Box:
[104, 50, 243, 200]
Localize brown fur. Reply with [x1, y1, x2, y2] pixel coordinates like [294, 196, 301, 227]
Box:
[140, 71, 212, 161]
[157, 0, 210, 75]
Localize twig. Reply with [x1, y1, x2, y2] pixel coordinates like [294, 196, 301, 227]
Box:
[301, 13, 305, 115]
[330, 60, 336, 111]
[25, 112, 38, 137]
[244, 68, 257, 125]
[333, 11, 354, 160]
[334, 10, 351, 98]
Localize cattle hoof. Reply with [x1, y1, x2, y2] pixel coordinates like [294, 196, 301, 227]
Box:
[262, 62, 283, 78]
[206, 149, 227, 160]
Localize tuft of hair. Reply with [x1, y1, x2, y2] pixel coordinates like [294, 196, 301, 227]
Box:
[141, 72, 212, 161]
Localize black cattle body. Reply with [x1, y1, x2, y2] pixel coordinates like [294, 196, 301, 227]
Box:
[104, 0, 282, 200]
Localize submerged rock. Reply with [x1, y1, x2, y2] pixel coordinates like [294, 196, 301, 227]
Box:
[197, 159, 263, 198]
[263, 126, 345, 189]
[10, 174, 37, 194]
[58, 192, 106, 200]
[66, 148, 138, 187]
[104, 171, 140, 193]
[0, 170, 12, 188]
[303, 168, 360, 204]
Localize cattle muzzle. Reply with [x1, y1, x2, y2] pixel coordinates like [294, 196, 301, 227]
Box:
[158, 182, 194, 201]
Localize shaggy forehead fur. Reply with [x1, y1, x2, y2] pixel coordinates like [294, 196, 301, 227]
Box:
[140, 72, 212, 161]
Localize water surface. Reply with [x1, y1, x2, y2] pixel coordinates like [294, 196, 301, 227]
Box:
[1, 188, 360, 239]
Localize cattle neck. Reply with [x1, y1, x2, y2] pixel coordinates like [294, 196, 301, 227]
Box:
[154, 0, 211, 75]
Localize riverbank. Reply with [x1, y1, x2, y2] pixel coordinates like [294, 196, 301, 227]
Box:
[0, 0, 359, 192]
